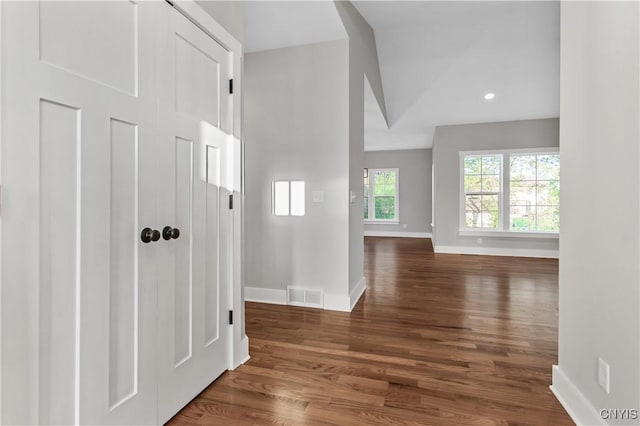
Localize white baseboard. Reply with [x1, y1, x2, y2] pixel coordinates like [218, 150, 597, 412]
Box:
[551, 365, 607, 425]
[245, 281, 365, 313]
[364, 231, 432, 238]
[433, 244, 559, 259]
[324, 292, 351, 312]
[244, 286, 287, 305]
[350, 277, 366, 310]
[231, 336, 250, 370]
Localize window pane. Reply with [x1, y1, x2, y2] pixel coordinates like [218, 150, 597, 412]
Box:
[364, 196, 369, 219]
[290, 181, 305, 216]
[481, 155, 500, 175]
[536, 205, 560, 231]
[374, 171, 396, 196]
[465, 194, 499, 229]
[464, 175, 482, 192]
[465, 210, 480, 228]
[481, 194, 499, 211]
[511, 205, 533, 231]
[510, 181, 537, 206]
[273, 181, 289, 216]
[483, 211, 500, 229]
[481, 175, 500, 192]
[536, 180, 560, 206]
[510, 155, 536, 181]
[375, 196, 395, 219]
[465, 195, 482, 214]
[464, 156, 481, 175]
[537, 154, 560, 180]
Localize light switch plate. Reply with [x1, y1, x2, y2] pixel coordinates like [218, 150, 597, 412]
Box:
[312, 191, 324, 203]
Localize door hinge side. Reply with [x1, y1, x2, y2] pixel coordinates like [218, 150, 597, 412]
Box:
[229, 194, 234, 210]
[229, 79, 233, 94]
[228, 310, 233, 325]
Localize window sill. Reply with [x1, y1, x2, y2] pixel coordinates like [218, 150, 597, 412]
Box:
[365, 220, 400, 225]
[458, 230, 559, 239]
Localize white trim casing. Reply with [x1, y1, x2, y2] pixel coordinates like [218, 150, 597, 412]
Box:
[244, 287, 287, 305]
[459, 147, 560, 236]
[349, 277, 366, 310]
[364, 231, 432, 239]
[550, 365, 608, 426]
[459, 152, 504, 231]
[458, 230, 559, 239]
[243, 283, 366, 313]
[365, 167, 399, 223]
[323, 293, 351, 312]
[434, 245, 558, 259]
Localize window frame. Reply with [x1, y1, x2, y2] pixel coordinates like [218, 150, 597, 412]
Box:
[459, 148, 559, 237]
[272, 180, 306, 217]
[364, 167, 400, 224]
[460, 153, 504, 231]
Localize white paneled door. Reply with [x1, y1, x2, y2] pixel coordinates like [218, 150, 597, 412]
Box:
[156, 6, 233, 424]
[1, 1, 235, 425]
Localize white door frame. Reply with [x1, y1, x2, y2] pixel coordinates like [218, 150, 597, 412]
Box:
[169, 0, 249, 370]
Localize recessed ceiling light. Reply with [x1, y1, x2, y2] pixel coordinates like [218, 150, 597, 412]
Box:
[484, 92, 495, 101]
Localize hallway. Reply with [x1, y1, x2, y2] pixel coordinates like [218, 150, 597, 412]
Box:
[168, 237, 572, 425]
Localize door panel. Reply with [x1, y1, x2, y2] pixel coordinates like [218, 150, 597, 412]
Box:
[174, 136, 194, 367]
[175, 36, 220, 126]
[38, 99, 80, 426]
[38, 1, 138, 95]
[108, 118, 139, 409]
[1, 2, 235, 425]
[157, 5, 233, 423]
[1, 2, 159, 424]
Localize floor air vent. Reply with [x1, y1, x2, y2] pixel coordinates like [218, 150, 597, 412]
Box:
[287, 286, 323, 308]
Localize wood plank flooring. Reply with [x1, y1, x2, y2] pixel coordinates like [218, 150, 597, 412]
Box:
[167, 237, 572, 425]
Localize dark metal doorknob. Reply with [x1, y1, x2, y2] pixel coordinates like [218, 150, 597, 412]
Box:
[162, 226, 180, 240]
[141, 227, 161, 243]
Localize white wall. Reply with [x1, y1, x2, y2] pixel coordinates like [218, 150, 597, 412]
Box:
[364, 149, 432, 235]
[552, 2, 639, 425]
[432, 118, 560, 257]
[196, 1, 243, 43]
[334, 1, 388, 295]
[244, 40, 351, 307]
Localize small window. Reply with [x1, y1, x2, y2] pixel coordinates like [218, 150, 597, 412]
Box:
[273, 180, 305, 216]
[363, 168, 399, 222]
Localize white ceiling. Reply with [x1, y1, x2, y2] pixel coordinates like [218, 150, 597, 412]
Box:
[354, 1, 560, 150]
[243, 1, 560, 151]
[244, 1, 347, 53]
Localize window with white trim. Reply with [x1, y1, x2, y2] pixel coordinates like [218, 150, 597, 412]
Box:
[463, 155, 501, 229]
[364, 168, 399, 222]
[273, 180, 305, 216]
[461, 149, 559, 234]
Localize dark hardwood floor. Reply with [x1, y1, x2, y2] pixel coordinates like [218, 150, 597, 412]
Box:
[167, 237, 572, 425]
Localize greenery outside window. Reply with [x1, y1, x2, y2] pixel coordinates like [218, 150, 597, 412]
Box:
[509, 154, 560, 231]
[364, 168, 399, 222]
[463, 155, 501, 229]
[460, 149, 560, 235]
